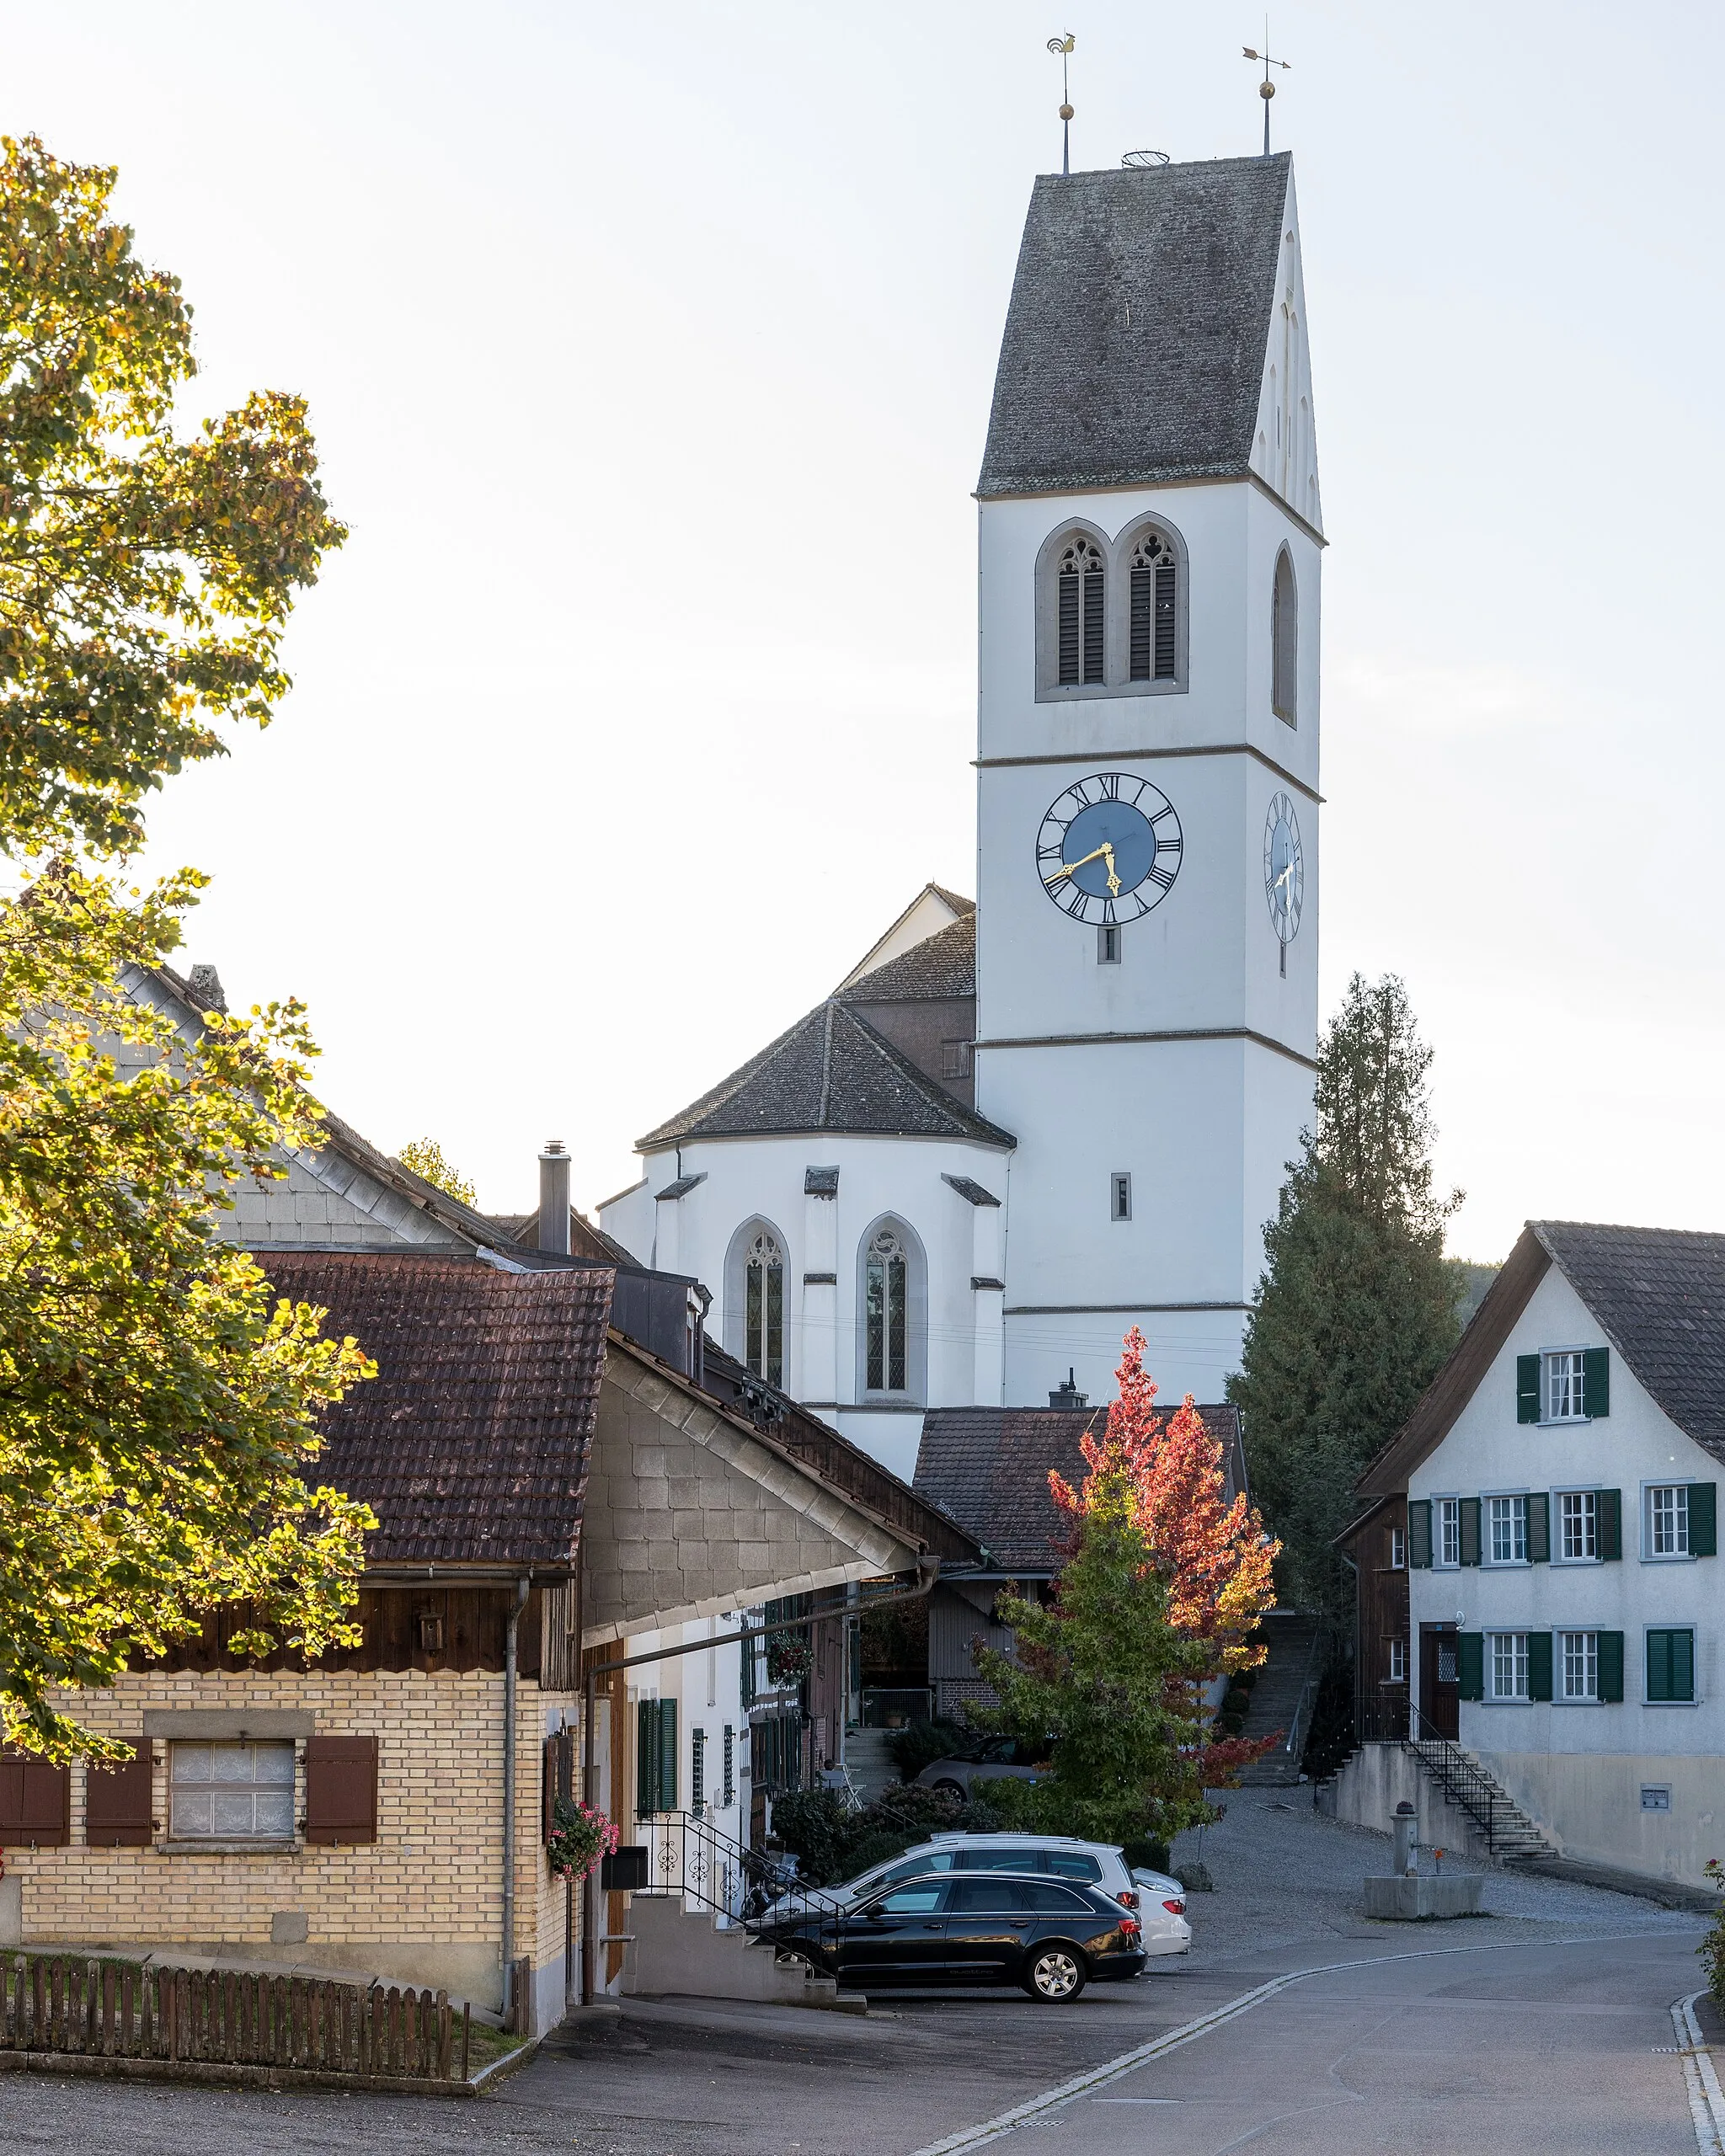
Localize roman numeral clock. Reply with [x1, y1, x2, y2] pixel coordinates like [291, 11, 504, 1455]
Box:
[1037, 771, 1183, 925]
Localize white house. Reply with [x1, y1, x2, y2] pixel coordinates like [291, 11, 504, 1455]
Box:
[604, 152, 1325, 1480]
[1343, 1221, 1722, 1892]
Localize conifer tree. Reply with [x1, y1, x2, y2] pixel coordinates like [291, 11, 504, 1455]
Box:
[1229, 974, 1465, 1615]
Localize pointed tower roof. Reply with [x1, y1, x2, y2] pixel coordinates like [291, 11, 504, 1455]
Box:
[979, 152, 1297, 503]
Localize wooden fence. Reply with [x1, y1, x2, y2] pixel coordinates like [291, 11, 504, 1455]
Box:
[0, 1952, 470, 2083]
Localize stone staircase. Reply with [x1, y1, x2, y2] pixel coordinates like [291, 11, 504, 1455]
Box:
[1235, 1613, 1322, 1786]
[1402, 1737, 1558, 1864]
[843, 1726, 899, 1804]
[624, 1893, 863, 2009]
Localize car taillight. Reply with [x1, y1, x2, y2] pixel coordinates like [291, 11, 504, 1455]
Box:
[1118, 1918, 1141, 1939]
[1162, 1898, 1185, 1916]
[1117, 1889, 1140, 1908]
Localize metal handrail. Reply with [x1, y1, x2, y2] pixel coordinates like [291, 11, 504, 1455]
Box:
[1400, 1708, 1535, 1857]
[634, 1812, 851, 1943]
[1281, 1626, 1326, 1765]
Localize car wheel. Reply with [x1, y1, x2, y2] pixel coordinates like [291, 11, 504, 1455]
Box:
[932, 1778, 966, 1800]
[1024, 1943, 1087, 2003]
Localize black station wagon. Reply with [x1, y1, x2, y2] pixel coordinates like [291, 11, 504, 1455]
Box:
[761, 1869, 1146, 2002]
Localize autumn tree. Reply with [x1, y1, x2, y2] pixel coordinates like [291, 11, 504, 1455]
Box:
[974, 1332, 1279, 1848]
[0, 138, 366, 1757]
[1229, 974, 1466, 1614]
[397, 1137, 477, 1208]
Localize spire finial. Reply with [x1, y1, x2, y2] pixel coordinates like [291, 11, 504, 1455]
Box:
[1242, 22, 1291, 156]
[1048, 33, 1076, 175]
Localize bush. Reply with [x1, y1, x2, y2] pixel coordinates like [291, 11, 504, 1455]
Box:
[1222, 1688, 1251, 1718]
[1701, 1858, 1725, 2009]
[884, 1716, 972, 1783]
[770, 1780, 991, 1887]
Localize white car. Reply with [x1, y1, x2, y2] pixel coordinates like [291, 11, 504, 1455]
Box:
[777, 1833, 1191, 1956]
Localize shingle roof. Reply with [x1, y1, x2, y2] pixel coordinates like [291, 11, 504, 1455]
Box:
[978, 155, 1290, 499]
[915, 1403, 1243, 1574]
[260, 1251, 614, 1570]
[836, 915, 975, 1003]
[1533, 1221, 1725, 1465]
[638, 999, 1014, 1151]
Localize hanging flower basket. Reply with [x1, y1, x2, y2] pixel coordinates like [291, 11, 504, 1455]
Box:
[547, 1796, 620, 1882]
[766, 1631, 813, 1687]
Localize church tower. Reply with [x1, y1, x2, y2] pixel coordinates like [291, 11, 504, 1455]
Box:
[973, 152, 1322, 1409]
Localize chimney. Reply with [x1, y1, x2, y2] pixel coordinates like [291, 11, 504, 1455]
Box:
[538, 1140, 571, 1256]
[1049, 1367, 1088, 1410]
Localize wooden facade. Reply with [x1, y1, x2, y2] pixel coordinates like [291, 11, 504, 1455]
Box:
[1343, 1494, 1410, 1740]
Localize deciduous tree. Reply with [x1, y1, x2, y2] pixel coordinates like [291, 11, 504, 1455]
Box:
[397, 1138, 477, 1208]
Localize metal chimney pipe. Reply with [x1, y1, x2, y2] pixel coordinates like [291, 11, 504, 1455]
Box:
[538, 1139, 571, 1256]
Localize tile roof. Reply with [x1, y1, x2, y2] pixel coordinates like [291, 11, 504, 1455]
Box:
[836, 914, 975, 1003]
[638, 998, 1014, 1151]
[915, 1403, 1243, 1574]
[979, 155, 1290, 499]
[260, 1251, 614, 1570]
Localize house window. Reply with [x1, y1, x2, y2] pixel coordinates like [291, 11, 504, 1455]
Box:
[743, 1230, 784, 1386]
[1489, 1632, 1529, 1701]
[168, 1742, 295, 1842]
[1559, 1490, 1597, 1561]
[1270, 548, 1297, 723]
[1387, 1638, 1407, 1684]
[1110, 1173, 1132, 1223]
[1438, 1497, 1461, 1568]
[1488, 1495, 1528, 1564]
[1389, 1527, 1407, 1571]
[864, 1226, 909, 1392]
[1055, 533, 1105, 686]
[941, 1038, 973, 1078]
[1547, 1351, 1585, 1421]
[1560, 1631, 1598, 1701]
[1097, 923, 1120, 964]
[1128, 529, 1177, 682]
[1648, 1484, 1690, 1558]
[1645, 1627, 1696, 1704]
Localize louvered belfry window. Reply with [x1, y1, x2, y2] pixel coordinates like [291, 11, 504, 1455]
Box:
[744, 1230, 783, 1387]
[1055, 534, 1105, 686]
[1128, 530, 1177, 681]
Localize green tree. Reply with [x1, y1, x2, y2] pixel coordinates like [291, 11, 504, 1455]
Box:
[1229, 974, 1465, 1614]
[0, 139, 366, 1758]
[397, 1138, 477, 1209]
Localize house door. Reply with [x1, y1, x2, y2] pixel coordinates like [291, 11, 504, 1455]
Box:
[1419, 1624, 1459, 1740]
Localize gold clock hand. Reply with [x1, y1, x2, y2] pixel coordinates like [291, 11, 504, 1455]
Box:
[1044, 841, 1113, 886]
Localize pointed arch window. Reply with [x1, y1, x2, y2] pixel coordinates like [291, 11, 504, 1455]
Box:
[745, 1230, 783, 1386]
[1128, 530, 1177, 682]
[1271, 550, 1297, 724]
[864, 1226, 908, 1393]
[1055, 534, 1105, 686]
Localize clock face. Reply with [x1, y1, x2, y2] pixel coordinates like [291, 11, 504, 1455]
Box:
[1037, 771, 1183, 926]
[1263, 792, 1304, 944]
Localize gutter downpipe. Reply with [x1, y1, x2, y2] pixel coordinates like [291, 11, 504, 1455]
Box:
[502, 1574, 530, 2031]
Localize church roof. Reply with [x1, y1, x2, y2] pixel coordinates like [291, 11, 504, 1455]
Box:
[836, 913, 975, 1003]
[638, 997, 1013, 1152]
[979, 153, 1290, 499]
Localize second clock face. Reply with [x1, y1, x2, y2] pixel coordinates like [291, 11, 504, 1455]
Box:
[1037, 771, 1183, 926]
[1263, 792, 1304, 944]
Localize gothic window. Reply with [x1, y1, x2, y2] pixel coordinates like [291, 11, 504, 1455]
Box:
[745, 1229, 783, 1386]
[1128, 530, 1177, 682]
[1055, 533, 1105, 686]
[1271, 548, 1297, 724]
[864, 1226, 908, 1393]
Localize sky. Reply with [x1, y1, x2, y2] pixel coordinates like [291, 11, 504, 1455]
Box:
[3, 1, 1722, 1262]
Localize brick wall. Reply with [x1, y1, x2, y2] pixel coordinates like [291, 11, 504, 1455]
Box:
[9, 1667, 576, 2017]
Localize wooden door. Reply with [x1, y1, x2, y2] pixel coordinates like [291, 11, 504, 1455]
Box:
[1419, 1624, 1459, 1740]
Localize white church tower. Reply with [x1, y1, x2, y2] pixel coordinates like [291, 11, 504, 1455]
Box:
[973, 151, 1323, 1410]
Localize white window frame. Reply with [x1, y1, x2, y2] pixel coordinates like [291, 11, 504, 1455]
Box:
[168, 1739, 297, 1845]
[1486, 1492, 1529, 1566]
[1558, 1630, 1599, 1703]
[1386, 1637, 1407, 1684]
[1487, 1631, 1530, 1702]
[1389, 1526, 1407, 1572]
[1110, 1172, 1132, 1223]
[1555, 1487, 1599, 1565]
[1435, 1496, 1461, 1570]
[1542, 1347, 1589, 1424]
[1643, 1481, 1692, 1561]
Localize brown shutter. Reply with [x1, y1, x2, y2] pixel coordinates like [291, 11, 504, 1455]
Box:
[0, 1753, 71, 1846]
[303, 1734, 377, 1844]
[85, 1754, 154, 1846]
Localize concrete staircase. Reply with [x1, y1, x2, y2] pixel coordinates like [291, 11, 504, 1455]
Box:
[1235, 1614, 1322, 1786]
[623, 1893, 862, 2009]
[1403, 1739, 1558, 1864]
[843, 1727, 899, 1804]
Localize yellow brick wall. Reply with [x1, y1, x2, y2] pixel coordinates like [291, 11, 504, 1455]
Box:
[10, 1668, 579, 2013]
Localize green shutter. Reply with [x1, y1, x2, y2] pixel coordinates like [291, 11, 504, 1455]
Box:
[659, 1699, 678, 1813]
[1407, 1500, 1433, 1569]
[1597, 1631, 1625, 1703]
[1582, 1347, 1610, 1418]
[637, 1699, 659, 1816]
[1597, 1488, 1622, 1561]
[1516, 1353, 1541, 1422]
[1526, 1491, 1550, 1564]
[1527, 1631, 1553, 1701]
[1460, 1497, 1482, 1566]
[1457, 1632, 1485, 1701]
[1646, 1628, 1696, 1705]
[1689, 1481, 1717, 1559]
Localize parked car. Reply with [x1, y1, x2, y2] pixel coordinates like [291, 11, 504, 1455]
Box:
[766, 1833, 1190, 1955]
[913, 1735, 1048, 1799]
[761, 1869, 1147, 2001]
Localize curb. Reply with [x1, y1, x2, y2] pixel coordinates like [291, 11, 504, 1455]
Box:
[1674, 1993, 1725, 2156]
